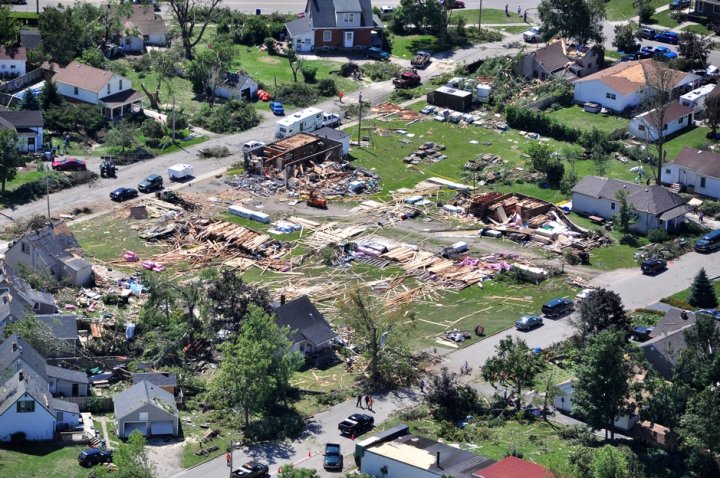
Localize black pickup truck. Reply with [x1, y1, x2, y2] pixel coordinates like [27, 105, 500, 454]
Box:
[338, 414, 374, 436]
[231, 461, 269, 478]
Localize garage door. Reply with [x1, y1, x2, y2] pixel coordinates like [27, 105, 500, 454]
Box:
[151, 421, 174, 435]
[123, 422, 147, 437]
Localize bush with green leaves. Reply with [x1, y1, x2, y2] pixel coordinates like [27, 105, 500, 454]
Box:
[699, 199, 720, 218]
[272, 82, 319, 107]
[301, 64, 318, 83]
[647, 228, 669, 243]
[141, 118, 166, 140]
[316, 78, 338, 97]
[263, 37, 276, 55]
[193, 100, 260, 134]
[505, 105, 581, 143]
[361, 62, 402, 81]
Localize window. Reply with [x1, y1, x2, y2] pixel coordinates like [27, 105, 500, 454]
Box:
[606, 92, 616, 100]
[17, 401, 35, 413]
[10, 65, 15, 69]
[74, 86, 79, 95]
[21, 242, 29, 254]
[679, 116, 684, 124]
[56, 411, 64, 420]
[665, 168, 671, 174]
[343, 13, 355, 22]
[323, 30, 332, 42]
[139, 412, 148, 421]
[638, 124, 645, 131]
[663, 124, 668, 130]
[611, 202, 616, 210]
[107, 84, 111, 95]
[701, 177, 706, 188]
[119, 79, 123, 90]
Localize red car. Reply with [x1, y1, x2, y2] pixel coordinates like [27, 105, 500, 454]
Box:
[52, 157, 87, 171]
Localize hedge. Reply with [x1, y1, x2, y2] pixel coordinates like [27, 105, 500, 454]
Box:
[6, 171, 98, 206]
[505, 105, 582, 143]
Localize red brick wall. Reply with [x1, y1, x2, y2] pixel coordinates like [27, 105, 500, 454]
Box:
[313, 28, 374, 48]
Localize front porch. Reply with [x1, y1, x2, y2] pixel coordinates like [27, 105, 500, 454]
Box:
[100, 89, 144, 119]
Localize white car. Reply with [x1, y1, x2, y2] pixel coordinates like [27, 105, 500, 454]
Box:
[576, 288, 595, 300]
[523, 27, 542, 43]
[242, 140, 265, 154]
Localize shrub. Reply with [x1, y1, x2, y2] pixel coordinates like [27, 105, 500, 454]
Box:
[316, 78, 338, 97]
[390, 88, 421, 102]
[193, 100, 260, 134]
[660, 297, 693, 310]
[339, 62, 361, 77]
[141, 118, 165, 139]
[9, 171, 98, 206]
[699, 199, 720, 218]
[272, 82, 319, 107]
[640, 5, 654, 23]
[301, 64, 318, 83]
[545, 158, 565, 187]
[504, 105, 582, 143]
[263, 37, 276, 55]
[647, 228, 669, 243]
[172, 113, 189, 131]
[361, 62, 402, 81]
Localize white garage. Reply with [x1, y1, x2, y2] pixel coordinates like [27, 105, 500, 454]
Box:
[151, 421, 175, 435]
[113, 381, 179, 438]
[123, 422, 148, 437]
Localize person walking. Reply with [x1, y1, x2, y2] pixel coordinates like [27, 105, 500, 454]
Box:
[368, 396, 374, 411]
[523, 10, 527, 22]
[700, 210, 705, 223]
[420, 378, 426, 393]
[505, 4, 509, 16]
[365, 395, 370, 409]
[517, 5, 521, 15]
[356, 394, 363, 408]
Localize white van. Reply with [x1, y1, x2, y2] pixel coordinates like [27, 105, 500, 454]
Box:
[242, 141, 265, 154]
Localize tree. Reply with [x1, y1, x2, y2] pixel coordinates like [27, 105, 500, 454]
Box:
[545, 157, 565, 188]
[641, 378, 689, 432]
[525, 141, 552, 173]
[92, 430, 156, 478]
[211, 305, 302, 427]
[678, 31, 713, 68]
[3, 315, 75, 357]
[642, 60, 680, 185]
[38, 5, 103, 66]
[0, 129, 22, 192]
[205, 270, 273, 332]
[705, 94, 720, 137]
[425, 367, 478, 421]
[576, 288, 631, 340]
[679, 383, 720, 457]
[168, 0, 222, 59]
[287, 50, 303, 83]
[481, 336, 546, 411]
[688, 267, 718, 309]
[0, 5, 19, 48]
[105, 120, 137, 155]
[591, 445, 629, 478]
[20, 90, 40, 111]
[77, 48, 105, 69]
[591, 145, 609, 176]
[339, 290, 417, 388]
[676, 311, 720, 391]
[186, 45, 230, 101]
[538, 0, 606, 45]
[614, 189, 637, 236]
[39, 81, 63, 110]
[573, 329, 635, 440]
[613, 23, 639, 53]
[392, 0, 446, 35]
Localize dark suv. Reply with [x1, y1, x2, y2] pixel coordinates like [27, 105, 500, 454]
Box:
[641, 257, 667, 275]
[541, 297, 574, 318]
[138, 173, 163, 193]
[78, 448, 113, 467]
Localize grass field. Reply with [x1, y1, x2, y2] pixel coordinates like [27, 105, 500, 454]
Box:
[606, 0, 665, 21]
[682, 23, 714, 35]
[650, 10, 680, 29]
[570, 214, 651, 270]
[665, 277, 720, 305]
[547, 105, 630, 135]
[0, 443, 88, 478]
[452, 8, 532, 25]
[664, 126, 713, 160]
[391, 34, 444, 60]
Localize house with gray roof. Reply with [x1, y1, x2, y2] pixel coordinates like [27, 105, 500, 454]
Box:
[36, 315, 79, 357]
[662, 146, 720, 199]
[213, 71, 259, 101]
[132, 372, 177, 395]
[285, 0, 384, 53]
[118, 5, 167, 53]
[113, 381, 179, 437]
[0, 109, 44, 153]
[572, 176, 689, 234]
[0, 265, 56, 317]
[515, 40, 603, 81]
[5, 221, 93, 286]
[275, 295, 337, 355]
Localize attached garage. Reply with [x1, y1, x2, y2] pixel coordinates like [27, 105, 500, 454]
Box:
[113, 381, 179, 438]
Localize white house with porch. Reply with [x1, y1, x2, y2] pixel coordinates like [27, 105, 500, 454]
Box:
[0, 109, 43, 153]
[662, 146, 720, 199]
[628, 101, 694, 142]
[49, 61, 143, 119]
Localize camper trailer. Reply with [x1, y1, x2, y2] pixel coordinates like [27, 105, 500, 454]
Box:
[275, 107, 324, 138]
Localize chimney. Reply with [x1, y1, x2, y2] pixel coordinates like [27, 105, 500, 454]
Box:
[18, 370, 23, 382]
[12, 342, 17, 352]
[436, 451, 442, 469]
[280, 294, 286, 305]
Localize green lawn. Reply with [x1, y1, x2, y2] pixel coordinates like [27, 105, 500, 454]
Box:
[606, 0, 665, 21]
[5, 169, 49, 192]
[650, 10, 680, 29]
[570, 213, 651, 270]
[604, 50, 623, 60]
[452, 8, 532, 25]
[391, 34, 444, 60]
[547, 105, 630, 135]
[663, 126, 714, 160]
[0, 443, 88, 478]
[665, 278, 720, 306]
[493, 25, 530, 34]
[682, 24, 715, 35]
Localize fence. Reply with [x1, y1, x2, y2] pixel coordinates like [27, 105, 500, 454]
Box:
[0, 68, 45, 94]
[60, 396, 114, 412]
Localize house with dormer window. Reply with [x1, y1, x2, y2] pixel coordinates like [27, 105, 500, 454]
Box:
[285, 0, 384, 52]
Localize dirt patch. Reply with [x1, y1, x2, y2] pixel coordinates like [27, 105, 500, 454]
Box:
[146, 439, 185, 477]
[258, 56, 282, 65]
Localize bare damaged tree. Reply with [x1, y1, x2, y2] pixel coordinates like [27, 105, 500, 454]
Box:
[641, 60, 683, 185]
[168, 0, 222, 59]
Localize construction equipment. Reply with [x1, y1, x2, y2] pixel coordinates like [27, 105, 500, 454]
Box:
[99, 158, 117, 178]
[155, 190, 198, 211]
[307, 189, 328, 209]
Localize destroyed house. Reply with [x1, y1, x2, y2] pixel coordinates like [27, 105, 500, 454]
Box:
[275, 295, 337, 355]
[254, 132, 343, 173]
[0, 266, 56, 316]
[132, 372, 177, 395]
[516, 40, 603, 81]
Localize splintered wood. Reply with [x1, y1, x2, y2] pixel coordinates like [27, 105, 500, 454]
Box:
[305, 223, 368, 249]
[380, 247, 490, 289]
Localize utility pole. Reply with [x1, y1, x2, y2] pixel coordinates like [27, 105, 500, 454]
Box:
[357, 92, 363, 149]
[46, 174, 50, 222]
[633, 0, 651, 30]
[478, 0, 483, 29]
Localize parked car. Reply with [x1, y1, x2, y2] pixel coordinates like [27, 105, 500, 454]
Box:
[653, 45, 678, 60]
[515, 315, 543, 331]
[242, 141, 265, 155]
[631, 325, 655, 342]
[322, 112, 342, 128]
[269, 101, 285, 115]
[138, 173, 163, 193]
[669, 0, 691, 10]
[366, 47, 390, 61]
[323, 443, 343, 470]
[697, 309, 720, 320]
[576, 288, 595, 300]
[78, 448, 113, 467]
[52, 157, 87, 171]
[641, 257, 667, 274]
[541, 297, 574, 318]
[639, 28, 657, 40]
[655, 31, 680, 44]
[523, 27, 542, 43]
[639, 46, 656, 59]
[420, 105, 436, 115]
[338, 413, 374, 436]
[695, 229, 720, 252]
[411, 50, 432, 69]
[110, 187, 139, 201]
[231, 461, 270, 478]
[620, 52, 640, 62]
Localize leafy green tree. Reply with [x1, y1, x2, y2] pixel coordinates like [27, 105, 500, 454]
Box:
[0, 5, 19, 48]
[105, 120, 137, 155]
[425, 367, 478, 421]
[39, 80, 63, 110]
[301, 64, 318, 83]
[77, 48, 105, 69]
[538, 0, 607, 45]
[591, 445, 629, 478]
[679, 383, 720, 458]
[186, 44, 232, 101]
[193, 100, 260, 134]
[573, 329, 635, 440]
[93, 430, 156, 478]
[140, 118, 166, 140]
[678, 31, 713, 68]
[677, 311, 720, 391]
[339, 289, 418, 388]
[392, 0, 446, 35]
[524, 141, 552, 173]
[688, 268, 718, 309]
[641, 378, 689, 432]
[39, 5, 89, 65]
[614, 189, 637, 236]
[706, 94, 720, 137]
[168, 0, 222, 59]
[0, 129, 23, 192]
[576, 288, 630, 340]
[212, 305, 302, 427]
[481, 336, 546, 411]
[612, 23, 639, 53]
[592, 145, 609, 176]
[3, 315, 75, 357]
[20, 90, 40, 111]
[545, 157, 564, 187]
[205, 269, 273, 332]
[287, 50, 303, 83]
